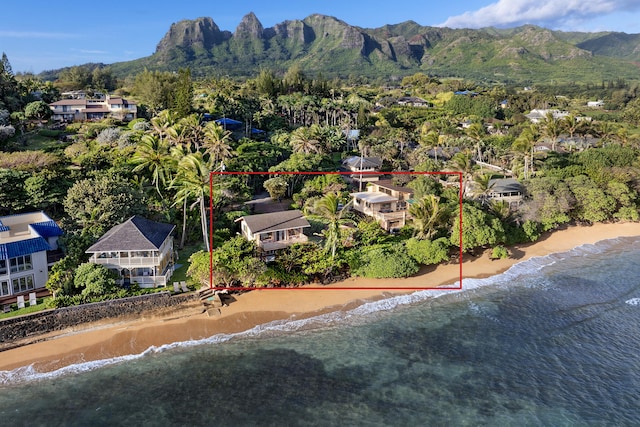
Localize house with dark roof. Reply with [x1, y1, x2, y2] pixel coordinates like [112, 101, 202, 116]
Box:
[236, 210, 310, 261]
[0, 212, 63, 307]
[342, 156, 383, 189]
[351, 180, 414, 231]
[86, 216, 175, 288]
[49, 94, 137, 122]
[487, 178, 524, 208]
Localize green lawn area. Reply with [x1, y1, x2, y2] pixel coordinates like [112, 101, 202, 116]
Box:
[171, 243, 205, 289]
[0, 297, 52, 320]
[9, 129, 65, 151]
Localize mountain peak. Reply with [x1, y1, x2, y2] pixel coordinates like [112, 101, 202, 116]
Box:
[235, 12, 264, 38]
[155, 17, 230, 55]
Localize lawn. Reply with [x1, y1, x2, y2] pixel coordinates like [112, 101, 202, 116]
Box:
[171, 243, 205, 288]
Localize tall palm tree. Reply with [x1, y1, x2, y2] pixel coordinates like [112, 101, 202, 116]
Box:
[171, 152, 213, 251]
[202, 121, 233, 165]
[130, 134, 174, 197]
[313, 193, 354, 259]
[449, 152, 474, 197]
[511, 126, 538, 179]
[465, 122, 486, 162]
[541, 112, 560, 151]
[409, 194, 449, 240]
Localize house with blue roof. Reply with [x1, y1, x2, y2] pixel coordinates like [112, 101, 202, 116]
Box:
[0, 212, 63, 306]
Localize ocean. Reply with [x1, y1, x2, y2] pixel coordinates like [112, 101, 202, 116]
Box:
[1, 236, 639, 426]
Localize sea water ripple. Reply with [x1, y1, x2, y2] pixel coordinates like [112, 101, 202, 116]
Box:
[1, 235, 637, 387]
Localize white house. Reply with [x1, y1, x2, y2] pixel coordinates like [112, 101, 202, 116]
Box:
[525, 109, 569, 124]
[351, 180, 414, 231]
[0, 212, 63, 307]
[86, 216, 175, 288]
[236, 210, 310, 261]
[49, 94, 137, 122]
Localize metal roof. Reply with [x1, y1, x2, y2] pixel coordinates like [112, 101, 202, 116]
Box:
[0, 238, 51, 260]
[239, 210, 310, 234]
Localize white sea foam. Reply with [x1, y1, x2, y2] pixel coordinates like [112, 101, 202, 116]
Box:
[1, 235, 637, 387]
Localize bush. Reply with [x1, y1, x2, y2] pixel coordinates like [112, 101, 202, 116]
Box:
[96, 127, 121, 145]
[406, 237, 450, 265]
[353, 243, 419, 278]
[490, 245, 509, 260]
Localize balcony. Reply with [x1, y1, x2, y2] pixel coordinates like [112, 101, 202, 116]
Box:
[258, 235, 308, 251]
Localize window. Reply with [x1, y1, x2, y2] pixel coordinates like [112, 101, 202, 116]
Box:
[0, 260, 6, 275]
[1, 281, 8, 296]
[9, 255, 32, 273]
[12, 275, 34, 293]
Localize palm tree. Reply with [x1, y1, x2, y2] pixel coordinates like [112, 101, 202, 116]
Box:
[409, 194, 449, 240]
[202, 121, 233, 165]
[511, 126, 538, 179]
[473, 172, 495, 204]
[465, 122, 486, 162]
[421, 130, 441, 162]
[168, 114, 205, 151]
[290, 126, 323, 154]
[541, 112, 560, 151]
[130, 134, 174, 197]
[150, 110, 178, 143]
[171, 152, 213, 251]
[449, 152, 474, 197]
[313, 193, 354, 259]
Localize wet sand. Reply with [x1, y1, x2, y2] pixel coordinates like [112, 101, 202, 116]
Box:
[1, 222, 638, 373]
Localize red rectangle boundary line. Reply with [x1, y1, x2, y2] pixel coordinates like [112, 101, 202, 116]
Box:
[208, 171, 463, 291]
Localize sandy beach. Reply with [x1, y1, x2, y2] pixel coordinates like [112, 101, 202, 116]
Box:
[1, 222, 639, 373]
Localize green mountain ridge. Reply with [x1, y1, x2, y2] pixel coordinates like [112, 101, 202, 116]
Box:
[57, 13, 640, 83]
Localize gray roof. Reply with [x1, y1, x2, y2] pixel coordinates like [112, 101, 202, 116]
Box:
[342, 156, 382, 169]
[86, 216, 175, 252]
[374, 180, 414, 195]
[488, 178, 523, 194]
[239, 210, 310, 234]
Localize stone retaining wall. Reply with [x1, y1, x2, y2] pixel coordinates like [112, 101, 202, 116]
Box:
[0, 292, 197, 348]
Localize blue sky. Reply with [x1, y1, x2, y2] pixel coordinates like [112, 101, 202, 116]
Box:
[3, 0, 640, 73]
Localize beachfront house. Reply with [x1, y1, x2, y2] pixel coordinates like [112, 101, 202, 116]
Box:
[487, 178, 524, 209]
[49, 94, 137, 122]
[86, 216, 175, 288]
[236, 210, 310, 261]
[0, 212, 63, 308]
[351, 180, 414, 231]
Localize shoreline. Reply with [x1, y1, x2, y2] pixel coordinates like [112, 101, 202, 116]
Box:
[1, 222, 639, 374]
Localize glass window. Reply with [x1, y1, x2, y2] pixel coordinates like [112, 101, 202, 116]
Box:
[0, 281, 8, 296]
[0, 260, 6, 275]
[12, 275, 35, 293]
[9, 255, 32, 273]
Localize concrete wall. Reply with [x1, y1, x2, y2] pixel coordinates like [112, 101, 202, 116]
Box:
[0, 292, 197, 349]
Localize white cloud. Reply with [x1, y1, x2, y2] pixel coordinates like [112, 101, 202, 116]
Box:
[440, 0, 640, 30]
[0, 30, 77, 39]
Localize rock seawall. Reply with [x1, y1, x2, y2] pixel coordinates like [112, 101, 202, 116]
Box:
[0, 292, 197, 349]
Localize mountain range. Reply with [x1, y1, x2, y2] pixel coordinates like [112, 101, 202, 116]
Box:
[94, 13, 640, 83]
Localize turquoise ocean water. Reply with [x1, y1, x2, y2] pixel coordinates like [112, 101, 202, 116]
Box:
[1, 236, 639, 426]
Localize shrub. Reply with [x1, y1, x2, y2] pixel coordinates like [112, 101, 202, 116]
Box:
[406, 237, 450, 265]
[96, 127, 121, 145]
[353, 243, 419, 278]
[490, 245, 509, 260]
